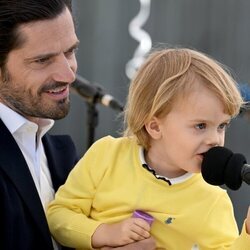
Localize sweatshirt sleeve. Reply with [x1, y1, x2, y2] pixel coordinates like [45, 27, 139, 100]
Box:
[230, 220, 250, 249]
[46, 136, 112, 249]
[201, 190, 250, 249]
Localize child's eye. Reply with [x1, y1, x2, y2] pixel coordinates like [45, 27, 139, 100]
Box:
[218, 123, 230, 131]
[195, 123, 206, 130]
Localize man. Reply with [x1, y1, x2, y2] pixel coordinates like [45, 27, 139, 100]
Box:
[0, 0, 79, 249]
[0, 1, 156, 249]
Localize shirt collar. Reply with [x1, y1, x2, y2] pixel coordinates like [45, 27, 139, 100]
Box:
[0, 103, 54, 137]
[139, 146, 193, 185]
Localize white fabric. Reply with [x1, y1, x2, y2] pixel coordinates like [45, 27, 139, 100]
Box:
[139, 146, 193, 185]
[0, 103, 59, 249]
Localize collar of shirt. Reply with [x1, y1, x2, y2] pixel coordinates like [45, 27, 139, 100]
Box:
[0, 103, 54, 137]
[139, 147, 193, 185]
[0, 103, 59, 250]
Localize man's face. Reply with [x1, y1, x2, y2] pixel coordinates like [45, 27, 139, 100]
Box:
[0, 8, 79, 123]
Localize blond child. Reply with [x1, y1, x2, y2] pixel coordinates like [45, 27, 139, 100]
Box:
[47, 48, 250, 249]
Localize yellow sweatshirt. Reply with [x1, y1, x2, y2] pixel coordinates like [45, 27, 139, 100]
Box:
[47, 136, 250, 249]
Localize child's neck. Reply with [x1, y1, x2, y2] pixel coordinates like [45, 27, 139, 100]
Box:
[145, 150, 187, 179]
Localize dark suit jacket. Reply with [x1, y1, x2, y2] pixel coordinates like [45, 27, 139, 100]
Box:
[0, 119, 79, 250]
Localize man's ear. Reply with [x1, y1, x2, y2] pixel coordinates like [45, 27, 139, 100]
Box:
[145, 117, 162, 139]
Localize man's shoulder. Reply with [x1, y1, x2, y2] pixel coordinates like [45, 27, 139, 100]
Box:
[43, 133, 78, 162]
[43, 133, 75, 148]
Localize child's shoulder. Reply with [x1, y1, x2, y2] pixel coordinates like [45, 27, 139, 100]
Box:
[93, 135, 136, 148]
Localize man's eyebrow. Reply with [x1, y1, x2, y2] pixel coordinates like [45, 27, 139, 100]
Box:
[25, 40, 80, 62]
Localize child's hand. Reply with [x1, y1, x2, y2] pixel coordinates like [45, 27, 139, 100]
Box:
[246, 206, 250, 234]
[91, 217, 151, 248]
[99, 236, 156, 250]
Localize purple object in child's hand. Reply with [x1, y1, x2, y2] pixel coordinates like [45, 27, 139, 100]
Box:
[132, 210, 154, 226]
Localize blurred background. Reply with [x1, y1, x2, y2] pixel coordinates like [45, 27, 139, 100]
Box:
[51, 0, 250, 230]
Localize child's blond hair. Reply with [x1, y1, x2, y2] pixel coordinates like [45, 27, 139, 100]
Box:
[123, 48, 244, 150]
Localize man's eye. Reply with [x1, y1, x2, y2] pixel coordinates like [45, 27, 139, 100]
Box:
[195, 123, 206, 130]
[65, 48, 78, 57]
[35, 57, 50, 64]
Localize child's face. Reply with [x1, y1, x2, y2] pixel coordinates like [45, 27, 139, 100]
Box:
[145, 82, 231, 178]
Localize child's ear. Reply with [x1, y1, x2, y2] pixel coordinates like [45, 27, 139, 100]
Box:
[145, 117, 162, 139]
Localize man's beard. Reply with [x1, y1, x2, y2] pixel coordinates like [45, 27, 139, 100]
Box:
[0, 69, 70, 120]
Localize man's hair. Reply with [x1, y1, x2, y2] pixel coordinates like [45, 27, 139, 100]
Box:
[123, 47, 244, 150]
[0, 0, 72, 68]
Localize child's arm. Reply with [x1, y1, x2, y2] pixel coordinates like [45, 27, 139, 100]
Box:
[91, 217, 151, 248]
[100, 236, 156, 250]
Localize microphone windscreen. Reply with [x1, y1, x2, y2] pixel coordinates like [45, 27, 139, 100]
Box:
[224, 153, 246, 190]
[201, 147, 246, 190]
[201, 146, 232, 186]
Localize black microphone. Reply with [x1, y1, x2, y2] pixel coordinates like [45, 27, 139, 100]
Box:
[71, 74, 124, 112]
[201, 146, 250, 190]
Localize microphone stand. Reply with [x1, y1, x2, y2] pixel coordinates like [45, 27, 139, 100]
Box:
[71, 79, 123, 149]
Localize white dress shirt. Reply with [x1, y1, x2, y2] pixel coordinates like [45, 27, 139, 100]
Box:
[0, 103, 59, 249]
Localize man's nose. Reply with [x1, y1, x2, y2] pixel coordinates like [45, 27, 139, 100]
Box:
[52, 54, 77, 83]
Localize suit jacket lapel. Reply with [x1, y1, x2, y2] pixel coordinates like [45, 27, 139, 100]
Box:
[43, 135, 60, 190]
[43, 134, 78, 192]
[0, 120, 52, 244]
